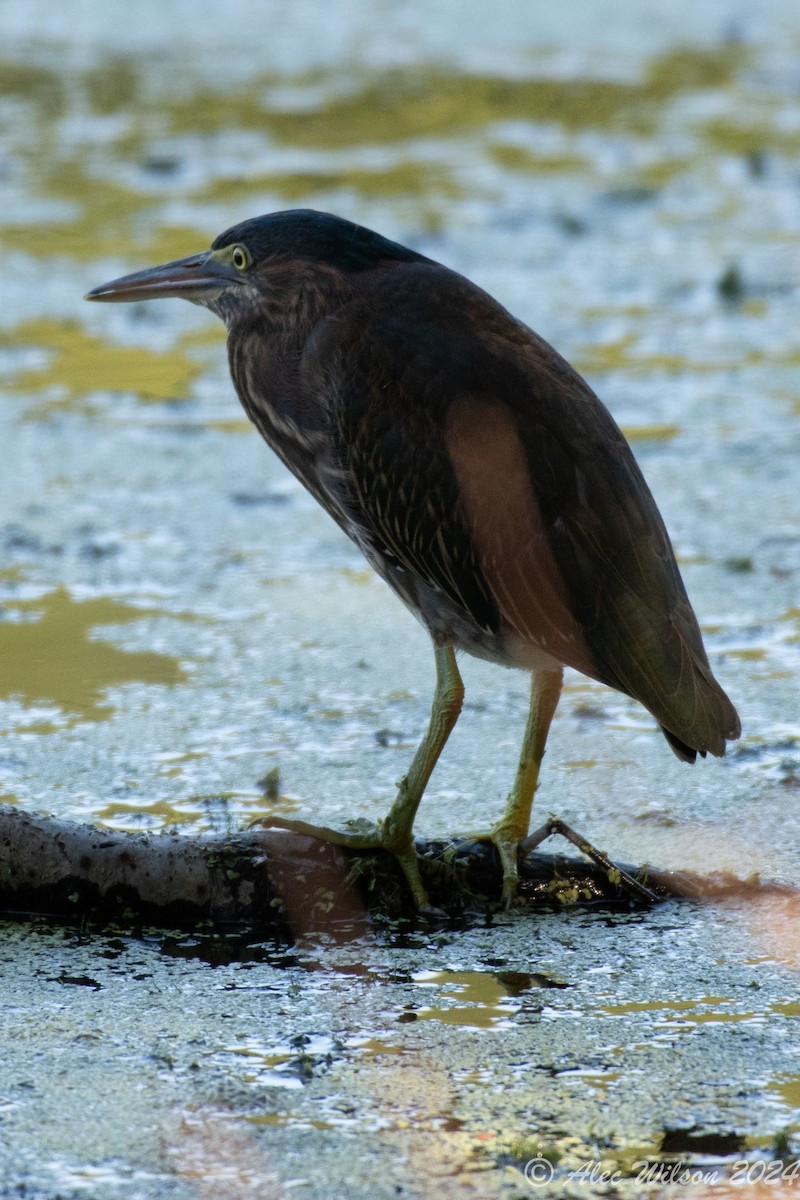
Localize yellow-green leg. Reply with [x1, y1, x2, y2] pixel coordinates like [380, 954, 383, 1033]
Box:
[489, 664, 563, 906]
[254, 642, 464, 909]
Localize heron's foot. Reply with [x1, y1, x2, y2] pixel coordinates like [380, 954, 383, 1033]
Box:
[250, 813, 431, 910]
[449, 819, 529, 908]
[453, 815, 659, 908]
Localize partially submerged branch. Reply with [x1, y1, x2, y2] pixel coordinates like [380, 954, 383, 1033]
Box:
[0, 804, 781, 935]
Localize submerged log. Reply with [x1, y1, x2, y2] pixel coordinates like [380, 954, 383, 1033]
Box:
[0, 804, 782, 935]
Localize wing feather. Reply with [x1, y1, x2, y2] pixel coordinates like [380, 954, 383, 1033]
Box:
[300, 263, 739, 758]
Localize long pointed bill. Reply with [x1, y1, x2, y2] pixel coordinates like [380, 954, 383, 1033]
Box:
[85, 251, 239, 304]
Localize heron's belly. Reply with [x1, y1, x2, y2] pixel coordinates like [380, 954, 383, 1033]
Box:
[361, 540, 562, 675]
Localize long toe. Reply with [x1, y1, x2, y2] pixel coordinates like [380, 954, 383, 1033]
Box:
[392, 845, 432, 911]
[454, 826, 523, 907]
[252, 814, 431, 910]
[497, 845, 522, 908]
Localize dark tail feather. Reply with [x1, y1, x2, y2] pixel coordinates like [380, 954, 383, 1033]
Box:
[659, 672, 741, 763]
[661, 726, 702, 764]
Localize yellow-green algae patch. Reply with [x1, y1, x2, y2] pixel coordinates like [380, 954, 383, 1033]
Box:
[1, 161, 154, 260]
[770, 1074, 800, 1118]
[82, 58, 141, 115]
[0, 59, 64, 114]
[0, 156, 212, 262]
[136, 224, 221, 266]
[620, 423, 681, 442]
[0, 587, 185, 723]
[573, 333, 733, 377]
[199, 160, 466, 205]
[163, 45, 746, 145]
[413, 970, 521, 1030]
[0, 44, 750, 269]
[97, 790, 271, 832]
[487, 143, 588, 174]
[599, 995, 758, 1025]
[1, 318, 216, 405]
[624, 156, 696, 188]
[96, 797, 206, 829]
[580, 304, 651, 320]
[701, 117, 800, 158]
[206, 417, 253, 434]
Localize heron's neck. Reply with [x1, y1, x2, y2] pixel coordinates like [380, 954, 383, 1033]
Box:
[223, 263, 353, 453]
[223, 262, 351, 352]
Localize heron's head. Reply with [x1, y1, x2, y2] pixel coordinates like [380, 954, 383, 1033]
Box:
[86, 209, 428, 325]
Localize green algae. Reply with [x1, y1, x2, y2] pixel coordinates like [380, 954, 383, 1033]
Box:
[1, 318, 217, 407]
[573, 332, 744, 377]
[0, 59, 64, 114]
[488, 143, 587, 174]
[82, 58, 141, 115]
[620, 423, 681, 442]
[413, 969, 539, 1029]
[200, 159, 466, 204]
[95, 796, 209, 828]
[702, 117, 800, 158]
[160, 45, 746, 146]
[0, 155, 213, 262]
[0, 587, 185, 723]
[0, 42, 755, 273]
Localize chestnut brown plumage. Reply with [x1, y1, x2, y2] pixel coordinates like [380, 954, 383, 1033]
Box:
[86, 209, 740, 908]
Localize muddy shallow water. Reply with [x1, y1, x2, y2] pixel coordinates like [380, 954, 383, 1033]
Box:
[1, 0, 800, 1196]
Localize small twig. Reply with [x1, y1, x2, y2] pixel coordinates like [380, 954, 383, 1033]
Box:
[521, 815, 659, 904]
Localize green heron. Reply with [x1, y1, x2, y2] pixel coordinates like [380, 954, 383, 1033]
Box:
[86, 209, 740, 909]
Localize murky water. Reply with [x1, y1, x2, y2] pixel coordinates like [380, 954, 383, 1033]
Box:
[1, 0, 800, 1196]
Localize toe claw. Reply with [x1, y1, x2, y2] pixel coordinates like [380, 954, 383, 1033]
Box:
[417, 902, 448, 922]
[501, 871, 519, 909]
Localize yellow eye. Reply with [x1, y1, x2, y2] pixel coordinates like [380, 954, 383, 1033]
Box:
[231, 245, 251, 271]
